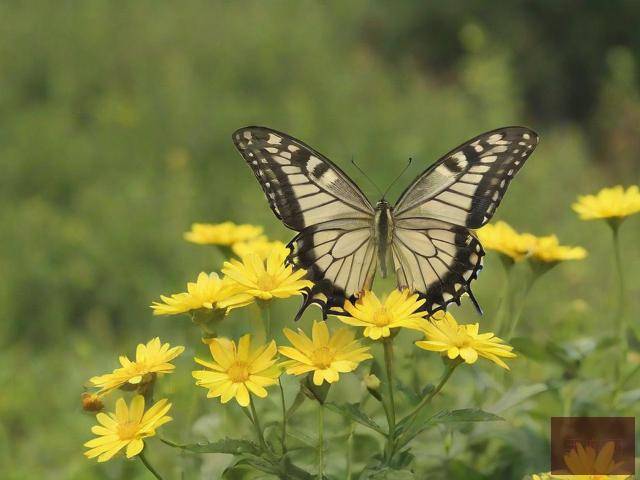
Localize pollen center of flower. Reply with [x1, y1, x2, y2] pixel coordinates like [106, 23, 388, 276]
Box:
[227, 361, 250, 382]
[372, 307, 392, 326]
[311, 346, 335, 369]
[256, 273, 277, 291]
[117, 421, 140, 440]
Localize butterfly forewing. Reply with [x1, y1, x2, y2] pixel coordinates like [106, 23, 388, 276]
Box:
[232, 127, 377, 319]
[394, 127, 538, 228]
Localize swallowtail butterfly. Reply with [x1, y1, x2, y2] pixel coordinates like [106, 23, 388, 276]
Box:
[232, 126, 538, 320]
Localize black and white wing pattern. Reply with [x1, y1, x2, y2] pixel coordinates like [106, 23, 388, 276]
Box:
[232, 126, 376, 319]
[392, 127, 539, 314]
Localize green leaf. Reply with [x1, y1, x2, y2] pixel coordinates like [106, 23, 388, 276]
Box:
[429, 408, 503, 424]
[176, 438, 261, 456]
[360, 467, 415, 480]
[325, 402, 386, 435]
[488, 383, 548, 413]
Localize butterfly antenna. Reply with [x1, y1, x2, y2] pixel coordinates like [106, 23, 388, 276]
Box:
[382, 157, 413, 199]
[351, 157, 383, 197]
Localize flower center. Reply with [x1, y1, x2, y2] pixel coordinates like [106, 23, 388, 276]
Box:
[117, 421, 140, 440]
[256, 273, 277, 291]
[372, 307, 392, 326]
[227, 361, 250, 383]
[311, 346, 335, 369]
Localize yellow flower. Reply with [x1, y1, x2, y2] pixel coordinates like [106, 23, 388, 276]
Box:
[416, 313, 516, 369]
[279, 321, 373, 385]
[90, 338, 184, 395]
[529, 235, 587, 263]
[222, 244, 313, 301]
[84, 395, 172, 462]
[572, 185, 640, 221]
[476, 221, 537, 261]
[231, 237, 287, 261]
[192, 334, 280, 407]
[151, 272, 253, 316]
[334, 289, 428, 340]
[184, 221, 263, 245]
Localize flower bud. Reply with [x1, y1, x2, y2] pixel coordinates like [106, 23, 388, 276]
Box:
[363, 374, 382, 401]
[81, 392, 104, 413]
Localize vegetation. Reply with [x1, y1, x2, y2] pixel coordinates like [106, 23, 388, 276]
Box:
[1, 2, 639, 478]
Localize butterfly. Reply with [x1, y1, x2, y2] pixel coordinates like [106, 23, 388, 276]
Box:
[232, 126, 538, 320]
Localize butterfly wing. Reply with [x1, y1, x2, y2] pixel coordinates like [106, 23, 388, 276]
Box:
[392, 127, 539, 314]
[232, 126, 377, 319]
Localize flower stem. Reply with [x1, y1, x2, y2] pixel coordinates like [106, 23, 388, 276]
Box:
[138, 450, 164, 480]
[249, 396, 268, 452]
[382, 339, 397, 461]
[317, 403, 324, 479]
[399, 360, 459, 435]
[611, 223, 627, 377]
[505, 267, 542, 340]
[493, 261, 514, 334]
[279, 378, 287, 454]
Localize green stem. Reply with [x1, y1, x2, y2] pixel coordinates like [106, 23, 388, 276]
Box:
[505, 268, 542, 340]
[249, 396, 268, 452]
[317, 403, 324, 480]
[138, 450, 164, 480]
[611, 224, 627, 366]
[399, 360, 459, 434]
[383, 339, 397, 461]
[279, 378, 287, 454]
[493, 260, 514, 334]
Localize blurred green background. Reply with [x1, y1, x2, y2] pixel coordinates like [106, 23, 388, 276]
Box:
[2, 1, 639, 478]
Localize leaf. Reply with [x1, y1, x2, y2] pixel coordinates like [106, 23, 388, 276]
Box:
[325, 402, 386, 435]
[429, 408, 503, 424]
[488, 383, 548, 413]
[177, 438, 260, 456]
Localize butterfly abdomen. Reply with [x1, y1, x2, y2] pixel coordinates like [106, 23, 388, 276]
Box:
[374, 200, 394, 278]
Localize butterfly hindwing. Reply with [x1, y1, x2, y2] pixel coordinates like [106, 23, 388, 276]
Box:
[394, 127, 538, 228]
[392, 218, 484, 314]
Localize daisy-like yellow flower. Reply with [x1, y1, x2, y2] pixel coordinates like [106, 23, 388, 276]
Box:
[529, 235, 587, 263]
[151, 272, 253, 316]
[192, 334, 280, 407]
[572, 185, 640, 221]
[90, 338, 184, 395]
[84, 395, 172, 462]
[335, 289, 428, 340]
[231, 237, 287, 261]
[222, 244, 312, 301]
[184, 221, 263, 245]
[476, 221, 537, 261]
[416, 313, 516, 369]
[279, 321, 373, 385]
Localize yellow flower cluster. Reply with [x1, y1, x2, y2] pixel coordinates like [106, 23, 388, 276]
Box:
[416, 312, 516, 369]
[572, 185, 640, 221]
[84, 338, 183, 462]
[152, 228, 311, 319]
[477, 221, 586, 263]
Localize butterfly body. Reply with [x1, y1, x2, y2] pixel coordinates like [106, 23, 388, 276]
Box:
[374, 200, 394, 278]
[232, 125, 538, 320]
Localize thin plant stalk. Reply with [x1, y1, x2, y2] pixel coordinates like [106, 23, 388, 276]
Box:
[249, 396, 268, 452]
[317, 403, 324, 480]
[279, 378, 287, 454]
[346, 421, 354, 480]
[138, 450, 164, 480]
[382, 338, 397, 461]
[611, 222, 627, 382]
[493, 259, 515, 334]
[399, 360, 460, 439]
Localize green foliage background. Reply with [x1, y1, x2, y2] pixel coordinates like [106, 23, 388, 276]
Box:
[1, 1, 639, 479]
